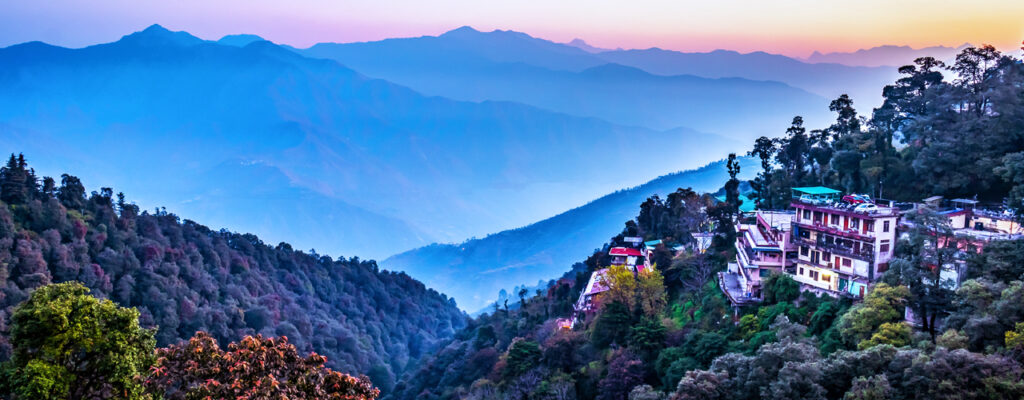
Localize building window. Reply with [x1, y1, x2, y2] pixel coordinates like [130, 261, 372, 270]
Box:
[880, 240, 890, 253]
[831, 214, 839, 225]
[865, 221, 874, 231]
[799, 267, 805, 275]
[842, 258, 852, 267]
[803, 210, 811, 220]
[823, 275, 831, 283]
[800, 246, 809, 256]
[850, 218, 859, 229]
[883, 221, 890, 232]
[810, 270, 819, 280]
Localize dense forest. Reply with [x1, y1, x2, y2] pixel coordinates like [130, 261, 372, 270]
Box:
[388, 44, 1024, 400]
[0, 155, 467, 392]
[746, 44, 1024, 212]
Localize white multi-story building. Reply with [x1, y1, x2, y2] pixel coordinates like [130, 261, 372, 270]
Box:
[727, 211, 796, 300]
[789, 187, 900, 298]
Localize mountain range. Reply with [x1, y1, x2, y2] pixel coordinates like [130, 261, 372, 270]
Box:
[804, 44, 969, 67]
[383, 158, 757, 311]
[298, 26, 899, 136]
[0, 24, 918, 309]
[0, 25, 739, 262]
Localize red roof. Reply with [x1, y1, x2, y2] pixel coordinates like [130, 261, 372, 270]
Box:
[609, 247, 643, 257]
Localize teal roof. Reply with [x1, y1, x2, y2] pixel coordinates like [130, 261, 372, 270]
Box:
[792, 186, 841, 195]
[645, 240, 662, 246]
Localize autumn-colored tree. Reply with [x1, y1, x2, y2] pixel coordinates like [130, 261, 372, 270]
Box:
[857, 322, 912, 350]
[601, 264, 639, 311]
[1007, 322, 1024, 350]
[144, 331, 379, 400]
[0, 282, 155, 400]
[637, 267, 668, 317]
[837, 283, 909, 347]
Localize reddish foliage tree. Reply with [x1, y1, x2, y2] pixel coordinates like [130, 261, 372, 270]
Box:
[597, 350, 645, 400]
[145, 331, 379, 400]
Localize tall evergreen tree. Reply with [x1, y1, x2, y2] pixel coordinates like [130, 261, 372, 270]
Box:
[0, 154, 31, 205]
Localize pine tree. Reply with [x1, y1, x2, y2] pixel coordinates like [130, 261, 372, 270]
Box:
[0, 153, 30, 204]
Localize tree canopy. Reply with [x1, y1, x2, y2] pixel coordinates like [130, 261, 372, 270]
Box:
[0, 282, 155, 399]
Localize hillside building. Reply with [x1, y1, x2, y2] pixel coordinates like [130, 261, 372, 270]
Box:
[789, 187, 900, 298]
[574, 238, 652, 314]
[720, 211, 796, 305]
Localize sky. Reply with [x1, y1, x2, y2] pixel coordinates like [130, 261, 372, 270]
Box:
[2, 0, 1023, 57]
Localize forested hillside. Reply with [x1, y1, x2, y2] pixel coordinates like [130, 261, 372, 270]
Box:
[0, 155, 467, 391]
[388, 44, 1024, 400]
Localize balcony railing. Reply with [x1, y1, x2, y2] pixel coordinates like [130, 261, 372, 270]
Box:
[793, 235, 874, 262]
[793, 221, 874, 242]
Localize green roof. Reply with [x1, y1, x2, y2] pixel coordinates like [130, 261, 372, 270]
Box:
[792, 186, 841, 195]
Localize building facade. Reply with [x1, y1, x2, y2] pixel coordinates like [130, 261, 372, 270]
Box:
[729, 211, 796, 300]
[789, 187, 899, 298]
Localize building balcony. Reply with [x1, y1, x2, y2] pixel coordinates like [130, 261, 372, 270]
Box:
[792, 236, 874, 262]
[793, 221, 875, 242]
[737, 243, 787, 269]
[718, 270, 761, 306]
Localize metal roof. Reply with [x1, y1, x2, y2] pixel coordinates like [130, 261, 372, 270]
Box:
[609, 247, 643, 257]
[792, 186, 841, 195]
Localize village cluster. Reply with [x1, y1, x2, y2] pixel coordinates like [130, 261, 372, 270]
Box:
[566, 186, 1023, 328]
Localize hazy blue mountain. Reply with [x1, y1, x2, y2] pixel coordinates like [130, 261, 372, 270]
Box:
[382, 158, 757, 312]
[0, 24, 739, 260]
[595, 48, 898, 108]
[804, 44, 968, 67]
[182, 160, 434, 258]
[564, 38, 618, 53]
[218, 33, 268, 47]
[301, 27, 830, 137]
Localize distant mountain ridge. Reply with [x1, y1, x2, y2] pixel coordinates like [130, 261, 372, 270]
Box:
[300, 26, 898, 120]
[564, 38, 619, 53]
[0, 24, 739, 261]
[804, 43, 969, 67]
[299, 27, 831, 138]
[383, 158, 757, 312]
